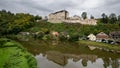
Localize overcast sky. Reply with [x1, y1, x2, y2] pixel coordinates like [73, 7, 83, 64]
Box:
[0, 0, 120, 18]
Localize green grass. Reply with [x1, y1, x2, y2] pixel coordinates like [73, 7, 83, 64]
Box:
[77, 40, 120, 51]
[0, 38, 37, 68]
[25, 20, 120, 36]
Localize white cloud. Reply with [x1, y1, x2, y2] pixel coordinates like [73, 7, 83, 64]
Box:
[81, 0, 105, 8]
[0, 0, 120, 18]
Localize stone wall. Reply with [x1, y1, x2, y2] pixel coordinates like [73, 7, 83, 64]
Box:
[63, 19, 97, 25]
[48, 10, 69, 23]
[80, 19, 97, 25]
[48, 10, 97, 25]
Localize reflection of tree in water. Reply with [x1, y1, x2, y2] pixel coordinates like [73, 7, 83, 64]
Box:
[103, 57, 111, 68]
[102, 58, 120, 68]
[81, 59, 88, 67]
[79, 54, 97, 67]
[111, 58, 119, 68]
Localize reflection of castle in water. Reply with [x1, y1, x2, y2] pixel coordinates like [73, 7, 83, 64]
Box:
[46, 51, 98, 66]
[46, 51, 67, 66]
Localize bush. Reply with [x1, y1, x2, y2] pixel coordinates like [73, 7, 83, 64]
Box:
[69, 34, 80, 41]
[59, 35, 67, 41]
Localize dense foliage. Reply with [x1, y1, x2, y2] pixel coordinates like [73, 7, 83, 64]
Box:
[25, 20, 120, 41]
[100, 13, 120, 24]
[0, 9, 39, 36]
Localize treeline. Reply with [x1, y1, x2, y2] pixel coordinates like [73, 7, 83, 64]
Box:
[80, 12, 120, 25]
[0, 9, 42, 36]
[98, 13, 120, 24]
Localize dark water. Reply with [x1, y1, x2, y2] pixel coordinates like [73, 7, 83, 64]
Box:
[19, 40, 120, 68]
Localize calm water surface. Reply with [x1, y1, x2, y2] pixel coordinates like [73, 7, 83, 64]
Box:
[19, 40, 120, 68]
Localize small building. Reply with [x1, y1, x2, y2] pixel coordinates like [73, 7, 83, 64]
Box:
[109, 31, 120, 41]
[109, 31, 120, 42]
[52, 31, 59, 37]
[87, 34, 96, 41]
[96, 32, 109, 42]
[51, 31, 59, 40]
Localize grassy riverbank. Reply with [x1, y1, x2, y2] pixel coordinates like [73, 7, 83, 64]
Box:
[0, 38, 37, 68]
[78, 40, 120, 51]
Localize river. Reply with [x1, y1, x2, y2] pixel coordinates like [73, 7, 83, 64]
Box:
[19, 40, 120, 68]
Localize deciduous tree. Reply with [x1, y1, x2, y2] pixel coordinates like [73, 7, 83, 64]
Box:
[81, 12, 87, 19]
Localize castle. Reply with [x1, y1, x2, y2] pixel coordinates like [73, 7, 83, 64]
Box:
[48, 10, 97, 25]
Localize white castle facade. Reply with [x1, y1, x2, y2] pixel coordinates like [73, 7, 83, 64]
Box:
[48, 10, 97, 25]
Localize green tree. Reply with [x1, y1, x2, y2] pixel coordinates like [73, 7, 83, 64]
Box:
[101, 13, 108, 23]
[109, 13, 117, 24]
[35, 15, 42, 20]
[0, 9, 37, 35]
[118, 15, 120, 26]
[8, 13, 35, 34]
[102, 13, 106, 18]
[117, 15, 120, 22]
[0, 10, 15, 35]
[90, 15, 94, 19]
[81, 12, 87, 19]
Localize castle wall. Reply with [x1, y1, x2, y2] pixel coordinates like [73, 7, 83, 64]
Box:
[63, 19, 97, 25]
[48, 10, 97, 25]
[48, 11, 69, 23]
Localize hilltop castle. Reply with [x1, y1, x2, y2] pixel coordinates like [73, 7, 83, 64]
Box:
[48, 10, 97, 25]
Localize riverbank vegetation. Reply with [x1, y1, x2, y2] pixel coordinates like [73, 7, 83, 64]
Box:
[0, 38, 37, 68]
[18, 39, 120, 58]
[77, 40, 120, 51]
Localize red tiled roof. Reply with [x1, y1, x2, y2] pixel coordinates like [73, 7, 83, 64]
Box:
[109, 31, 120, 35]
[96, 32, 109, 39]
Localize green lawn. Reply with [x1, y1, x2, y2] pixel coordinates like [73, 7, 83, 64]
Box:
[0, 38, 37, 68]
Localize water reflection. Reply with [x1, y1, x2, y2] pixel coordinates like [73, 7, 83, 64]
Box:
[20, 40, 120, 68]
[35, 51, 120, 68]
[46, 51, 98, 66]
